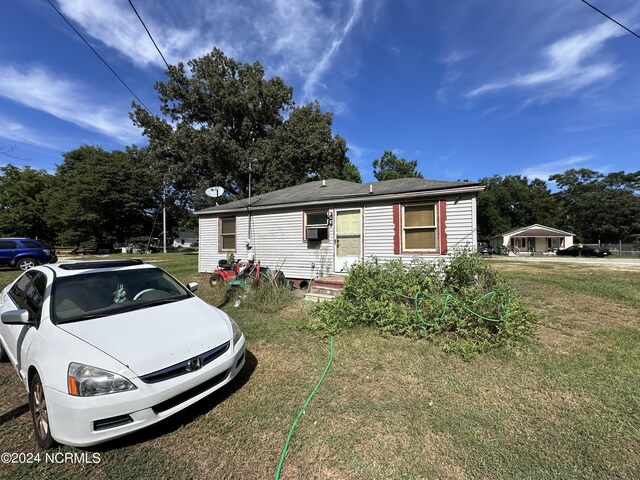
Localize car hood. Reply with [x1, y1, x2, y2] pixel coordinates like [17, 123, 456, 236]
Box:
[57, 298, 232, 376]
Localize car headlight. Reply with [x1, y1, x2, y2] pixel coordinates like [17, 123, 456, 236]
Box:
[230, 318, 243, 347]
[67, 363, 137, 397]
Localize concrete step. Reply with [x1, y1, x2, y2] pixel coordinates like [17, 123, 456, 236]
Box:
[309, 285, 343, 296]
[304, 292, 336, 303]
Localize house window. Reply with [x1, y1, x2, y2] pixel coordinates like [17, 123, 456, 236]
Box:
[402, 204, 437, 251]
[219, 217, 236, 251]
[304, 210, 329, 241]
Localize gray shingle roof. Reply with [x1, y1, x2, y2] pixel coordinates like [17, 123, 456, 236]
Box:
[196, 178, 480, 214]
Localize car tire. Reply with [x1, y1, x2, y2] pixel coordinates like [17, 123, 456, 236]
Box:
[17, 258, 37, 271]
[29, 372, 56, 449]
[209, 273, 224, 287]
[0, 342, 7, 362]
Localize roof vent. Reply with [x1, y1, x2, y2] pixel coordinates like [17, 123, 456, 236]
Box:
[369, 184, 373, 194]
[321, 179, 326, 187]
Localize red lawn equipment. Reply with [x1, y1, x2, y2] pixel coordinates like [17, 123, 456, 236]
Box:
[209, 258, 251, 286]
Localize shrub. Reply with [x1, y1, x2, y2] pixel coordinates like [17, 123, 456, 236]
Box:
[310, 251, 538, 358]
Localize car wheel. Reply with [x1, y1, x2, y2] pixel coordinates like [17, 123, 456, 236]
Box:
[17, 258, 37, 271]
[0, 342, 7, 362]
[29, 373, 56, 449]
[209, 273, 224, 287]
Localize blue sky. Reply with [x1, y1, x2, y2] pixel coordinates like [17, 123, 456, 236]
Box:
[1, 0, 639, 184]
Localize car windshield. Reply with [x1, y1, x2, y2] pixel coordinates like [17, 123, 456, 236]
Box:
[53, 267, 191, 324]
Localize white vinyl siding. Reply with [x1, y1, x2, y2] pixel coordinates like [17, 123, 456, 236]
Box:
[200, 209, 333, 279]
[199, 193, 477, 276]
[445, 194, 475, 252]
[362, 204, 396, 262]
[199, 215, 219, 273]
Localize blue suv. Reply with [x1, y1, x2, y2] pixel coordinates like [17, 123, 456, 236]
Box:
[0, 238, 58, 270]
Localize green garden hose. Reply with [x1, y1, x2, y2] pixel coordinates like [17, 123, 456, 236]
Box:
[274, 290, 508, 477]
[275, 336, 334, 480]
[383, 289, 511, 327]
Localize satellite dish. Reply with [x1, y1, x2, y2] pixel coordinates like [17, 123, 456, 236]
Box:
[205, 186, 225, 198]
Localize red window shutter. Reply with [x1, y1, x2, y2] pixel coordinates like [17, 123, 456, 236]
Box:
[438, 199, 447, 254]
[393, 203, 401, 254]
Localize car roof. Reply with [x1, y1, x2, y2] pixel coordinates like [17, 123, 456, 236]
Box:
[44, 259, 156, 277]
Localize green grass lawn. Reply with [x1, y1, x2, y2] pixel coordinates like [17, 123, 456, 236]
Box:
[0, 255, 638, 479]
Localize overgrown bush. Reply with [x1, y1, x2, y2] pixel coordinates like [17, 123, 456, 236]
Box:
[310, 251, 538, 358]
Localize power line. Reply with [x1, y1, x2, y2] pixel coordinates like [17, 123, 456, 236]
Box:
[45, 0, 152, 113]
[128, 0, 171, 70]
[580, 0, 640, 41]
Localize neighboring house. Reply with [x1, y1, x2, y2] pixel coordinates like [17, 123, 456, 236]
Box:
[195, 178, 484, 279]
[491, 224, 574, 254]
[172, 231, 198, 248]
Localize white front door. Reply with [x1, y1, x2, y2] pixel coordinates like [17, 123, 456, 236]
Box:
[334, 208, 362, 272]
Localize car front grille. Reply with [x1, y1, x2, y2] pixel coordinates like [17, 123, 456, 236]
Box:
[151, 370, 229, 414]
[139, 341, 230, 384]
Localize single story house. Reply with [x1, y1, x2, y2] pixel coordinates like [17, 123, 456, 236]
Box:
[195, 178, 484, 279]
[172, 231, 198, 248]
[491, 224, 574, 254]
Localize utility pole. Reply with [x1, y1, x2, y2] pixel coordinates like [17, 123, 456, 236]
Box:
[163, 179, 167, 254]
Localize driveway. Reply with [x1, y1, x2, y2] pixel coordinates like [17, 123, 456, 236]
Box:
[486, 255, 640, 270]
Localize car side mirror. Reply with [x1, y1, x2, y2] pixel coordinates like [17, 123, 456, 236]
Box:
[1, 309, 34, 325]
[187, 282, 198, 293]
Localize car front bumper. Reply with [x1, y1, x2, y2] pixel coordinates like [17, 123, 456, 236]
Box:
[44, 337, 246, 447]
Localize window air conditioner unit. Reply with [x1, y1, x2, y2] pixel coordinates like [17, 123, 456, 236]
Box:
[306, 227, 328, 241]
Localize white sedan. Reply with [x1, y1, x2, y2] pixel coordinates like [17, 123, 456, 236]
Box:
[0, 259, 245, 448]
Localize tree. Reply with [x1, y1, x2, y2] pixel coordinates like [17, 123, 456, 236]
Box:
[477, 175, 557, 238]
[550, 169, 640, 242]
[47, 145, 157, 245]
[131, 48, 360, 211]
[372, 151, 423, 181]
[0, 165, 54, 240]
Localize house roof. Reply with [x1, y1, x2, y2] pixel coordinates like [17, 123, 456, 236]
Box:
[497, 224, 574, 238]
[196, 178, 482, 215]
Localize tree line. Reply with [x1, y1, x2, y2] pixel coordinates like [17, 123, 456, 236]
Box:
[478, 170, 639, 243]
[0, 48, 637, 246]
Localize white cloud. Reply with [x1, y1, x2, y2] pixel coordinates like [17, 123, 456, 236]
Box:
[0, 65, 142, 143]
[439, 49, 470, 65]
[302, 0, 363, 102]
[520, 155, 591, 181]
[0, 117, 60, 149]
[56, 0, 363, 108]
[467, 20, 624, 100]
[57, 0, 209, 68]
